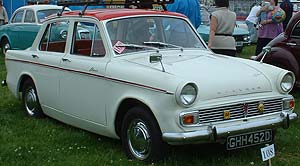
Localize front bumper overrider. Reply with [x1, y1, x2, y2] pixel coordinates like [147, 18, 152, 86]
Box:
[162, 112, 298, 145]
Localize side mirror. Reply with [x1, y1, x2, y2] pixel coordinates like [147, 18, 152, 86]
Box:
[262, 46, 271, 53]
[149, 53, 162, 63]
[260, 46, 272, 63]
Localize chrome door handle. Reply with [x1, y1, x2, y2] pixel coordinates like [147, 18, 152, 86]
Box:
[286, 42, 297, 46]
[62, 58, 71, 62]
[32, 54, 39, 58]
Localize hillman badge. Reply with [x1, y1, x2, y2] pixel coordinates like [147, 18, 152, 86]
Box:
[258, 101, 265, 113]
[224, 110, 231, 119]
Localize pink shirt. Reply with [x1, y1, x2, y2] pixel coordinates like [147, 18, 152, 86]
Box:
[258, 6, 283, 39]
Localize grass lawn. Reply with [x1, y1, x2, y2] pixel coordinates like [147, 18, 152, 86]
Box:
[0, 46, 299, 166]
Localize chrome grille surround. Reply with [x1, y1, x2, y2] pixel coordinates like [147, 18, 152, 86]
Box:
[198, 98, 283, 124]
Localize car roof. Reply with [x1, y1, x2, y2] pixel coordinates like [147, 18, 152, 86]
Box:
[60, 8, 186, 21]
[16, 5, 64, 12]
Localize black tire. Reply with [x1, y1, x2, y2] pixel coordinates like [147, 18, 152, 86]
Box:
[22, 79, 44, 117]
[121, 106, 166, 162]
[1, 38, 10, 56]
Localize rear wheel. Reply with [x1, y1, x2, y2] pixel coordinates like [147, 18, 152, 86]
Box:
[22, 79, 44, 117]
[1, 38, 10, 56]
[121, 106, 166, 162]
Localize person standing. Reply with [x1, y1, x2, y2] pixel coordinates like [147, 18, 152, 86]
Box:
[255, 0, 283, 56]
[280, 0, 293, 30]
[0, 0, 8, 26]
[245, 3, 261, 43]
[166, 0, 201, 29]
[207, 0, 236, 57]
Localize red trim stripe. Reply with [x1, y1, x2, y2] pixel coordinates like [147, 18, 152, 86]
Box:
[6, 58, 173, 95]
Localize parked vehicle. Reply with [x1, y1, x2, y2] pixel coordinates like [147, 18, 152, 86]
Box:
[197, 6, 250, 52]
[253, 11, 300, 88]
[0, 5, 69, 56]
[2, 0, 297, 162]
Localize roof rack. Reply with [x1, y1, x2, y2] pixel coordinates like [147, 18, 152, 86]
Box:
[57, 0, 174, 16]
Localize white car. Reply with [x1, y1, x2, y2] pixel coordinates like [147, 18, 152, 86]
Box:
[2, 1, 298, 162]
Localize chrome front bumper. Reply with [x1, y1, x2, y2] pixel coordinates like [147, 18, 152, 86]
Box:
[162, 112, 298, 145]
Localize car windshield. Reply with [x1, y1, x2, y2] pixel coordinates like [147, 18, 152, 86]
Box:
[106, 16, 205, 54]
[37, 9, 61, 23]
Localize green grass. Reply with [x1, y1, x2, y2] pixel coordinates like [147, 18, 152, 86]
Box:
[0, 47, 299, 166]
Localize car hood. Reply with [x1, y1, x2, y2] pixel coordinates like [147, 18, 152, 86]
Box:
[125, 51, 272, 100]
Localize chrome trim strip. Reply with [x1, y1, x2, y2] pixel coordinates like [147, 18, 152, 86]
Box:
[6, 58, 174, 95]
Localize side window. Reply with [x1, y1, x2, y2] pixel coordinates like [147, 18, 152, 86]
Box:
[11, 10, 24, 23]
[24, 10, 36, 23]
[71, 21, 105, 57]
[291, 22, 300, 37]
[39, 20, 69, 53]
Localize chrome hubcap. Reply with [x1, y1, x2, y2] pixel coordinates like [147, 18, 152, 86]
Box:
[127, 119, 151, 160]
[24, 88, 38, 116]
[3, 43, 10, 54]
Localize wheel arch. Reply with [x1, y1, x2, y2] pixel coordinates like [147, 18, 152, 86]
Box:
[114, 98, 159, 138]
[18, 74, 35, 94]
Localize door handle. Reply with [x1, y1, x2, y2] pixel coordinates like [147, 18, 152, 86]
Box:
[286, 42, 297, 46]
[32, 54, 39, 58]
[62, 58, 71, 62]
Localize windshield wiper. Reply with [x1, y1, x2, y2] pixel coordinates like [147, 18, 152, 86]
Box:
[143, 41, 183, 50]
[115, 43, 159, 51]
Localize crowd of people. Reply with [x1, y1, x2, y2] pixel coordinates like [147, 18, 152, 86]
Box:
[0, 0, 295, 57]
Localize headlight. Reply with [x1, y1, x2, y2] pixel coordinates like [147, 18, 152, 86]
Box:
[280, 73, 294, 92]
[243, 35, 250, 41]
[176, 83, 198, 107]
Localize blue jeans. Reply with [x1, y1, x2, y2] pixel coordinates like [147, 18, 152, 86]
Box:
[246, 20, 257, 43]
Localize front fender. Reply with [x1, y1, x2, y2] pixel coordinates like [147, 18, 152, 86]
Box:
[263, 47, 299, 81]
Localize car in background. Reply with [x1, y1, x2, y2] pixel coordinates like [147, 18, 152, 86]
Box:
[253, 11, 300, 88]
[197, 6, 250, 52]
[3, 0, 297, 162]
[0, 5, 70, 56]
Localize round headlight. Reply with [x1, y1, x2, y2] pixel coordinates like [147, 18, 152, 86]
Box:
[280, 73, 294, 92]
[177, 83, 198, 107]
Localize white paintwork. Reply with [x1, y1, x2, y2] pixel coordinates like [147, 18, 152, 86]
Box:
[5, 11, 296, 143]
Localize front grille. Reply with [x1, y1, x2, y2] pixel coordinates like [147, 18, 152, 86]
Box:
[198, 98, 282, 124]
[234, 35, 243, 42]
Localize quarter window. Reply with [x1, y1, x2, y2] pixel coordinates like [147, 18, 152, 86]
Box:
[24, 10, 36, 23]
[11, 10, 24, 23]
[71, 21, 105, 57]
[39, 21, 69, 53]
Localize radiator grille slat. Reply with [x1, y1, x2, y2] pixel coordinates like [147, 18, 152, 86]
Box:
[198, 98, 282, 124]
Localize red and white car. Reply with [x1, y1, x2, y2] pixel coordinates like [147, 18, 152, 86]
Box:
[2, 0, 298, 161]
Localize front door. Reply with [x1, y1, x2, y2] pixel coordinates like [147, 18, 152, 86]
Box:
[59, 20, 108, 125]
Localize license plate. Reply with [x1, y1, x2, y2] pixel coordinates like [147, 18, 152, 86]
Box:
[226, 129, 272, 150]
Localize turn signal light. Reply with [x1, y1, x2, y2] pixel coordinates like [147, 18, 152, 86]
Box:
[290, 100, 295, 109]
[181, 112, 199, 126]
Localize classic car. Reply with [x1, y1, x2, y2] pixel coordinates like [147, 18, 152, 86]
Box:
[2, 0, 298, 162]
[253, 11, 300, 88]
[197, 6, 250, 52]
[0, 5, 70, 56]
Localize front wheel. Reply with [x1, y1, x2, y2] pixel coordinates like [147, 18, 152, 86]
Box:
[22, 79, 44, 117]
[121, 106, 166, 162]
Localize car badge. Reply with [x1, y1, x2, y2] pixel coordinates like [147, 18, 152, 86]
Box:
[224, 110, 231, 120]
[258, 101, 265, 113]
[243, 103, 249, 118]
